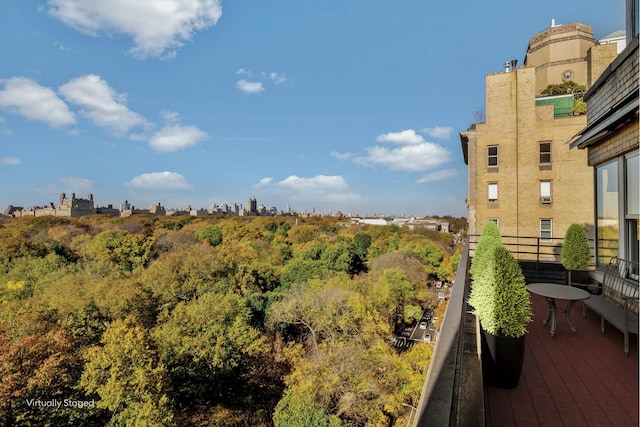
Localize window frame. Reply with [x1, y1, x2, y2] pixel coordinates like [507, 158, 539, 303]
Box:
[488, 182, 498, 203]
[487, 145, 499, 168]
[539, 142, 551, 166]
[540, 218, 553, 242]
[540, 180, 552, 203]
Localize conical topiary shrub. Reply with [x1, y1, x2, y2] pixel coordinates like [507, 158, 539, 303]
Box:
[561, 223, 591, 270]
[482, 245, 532, 337]
[477, 244, 532, 389]
[561, 223, 598, 292]
[468, 221, 502, 317]
[470, 221, 501, 277]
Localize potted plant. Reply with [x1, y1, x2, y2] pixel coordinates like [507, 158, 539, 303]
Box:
[469, 221, 502, 284]
[469, 224, 532, 388]
[468, 221, 502, 321]
[561, 223, 600, 293]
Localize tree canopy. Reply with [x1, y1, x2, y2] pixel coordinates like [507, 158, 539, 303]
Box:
[0, 214, 459, 425]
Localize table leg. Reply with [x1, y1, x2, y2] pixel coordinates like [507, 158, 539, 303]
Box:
[548, 298, 556, 337]
[565, 300, 578, 333]
[543, 298, 552, 326]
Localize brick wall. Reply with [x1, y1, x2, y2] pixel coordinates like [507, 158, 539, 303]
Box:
[473, 66, 594, 242]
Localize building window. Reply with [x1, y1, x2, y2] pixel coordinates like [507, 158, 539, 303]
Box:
[487, 218, 499, 227]
[488, 183, 498, 203]
[539, 142, 551, 165]
[488, 146, 498, 168]
[625, 152, 639, 266]
[540, 180, 552, 204]
[540, 219, 552, 242]
[596, 159, 619, 263]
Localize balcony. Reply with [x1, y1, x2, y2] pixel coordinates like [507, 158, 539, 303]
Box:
[535, 94, 583, 118]
[412, 242, 639, 426]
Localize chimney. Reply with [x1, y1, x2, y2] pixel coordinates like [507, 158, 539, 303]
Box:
[550, 18, 556, 27]
[504, 61, 511, 72]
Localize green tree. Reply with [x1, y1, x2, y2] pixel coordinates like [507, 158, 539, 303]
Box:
[373, 268, 416, 323]
[353, 231, 372, 261]
[81, 317, 174, 426]
[193, 225, 223, 246]
[273, 391, 349, 427]
[389, 232, 400, 250]
[84, 231, 154, 272]
[540, 80, 586, 95]
[268, 277, 382, 352]
[403, 304, 423, 323]
[154, 292, 267, 395]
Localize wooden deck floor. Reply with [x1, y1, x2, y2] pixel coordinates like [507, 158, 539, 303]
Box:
[485, 292, 639, 427]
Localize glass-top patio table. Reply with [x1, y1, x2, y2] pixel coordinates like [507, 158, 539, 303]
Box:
[526, 283, 591, 337]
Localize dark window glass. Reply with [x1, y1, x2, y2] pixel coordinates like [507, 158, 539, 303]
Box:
[540, 142, 551, 165]
[488, 146, 498, 167]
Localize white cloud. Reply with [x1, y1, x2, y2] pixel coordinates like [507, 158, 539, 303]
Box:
[0, 77, 75, 127]
[421, 126, 453, 139]
[257, 175, 363, 203]
[125, 171, 193, 191]
[1, 157, 21, 165]
[235, 70, 285, 92]
[376, 129, 425, 145]
[416, 168, 457, 183]
[330, 151, 355, 160]
[253, 177, 274, 189]
[149, 124, 207, 152]
[236, 80, 264, 94]
[161, 110, 181, 124]
[349, 128, 452, 172]
[46, 0, 223, 59]
[59, 74, 147, 136]
[269, 72, 286, 84]
[355, 143, 451, 172]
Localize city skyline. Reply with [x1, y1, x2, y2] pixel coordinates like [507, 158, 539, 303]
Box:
[6, 191, 441, 219]
[0, 2, 626, 217]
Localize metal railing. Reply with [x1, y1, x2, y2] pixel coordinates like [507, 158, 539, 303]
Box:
[467, 234, 618, 267]
[412, 237, 628, 427]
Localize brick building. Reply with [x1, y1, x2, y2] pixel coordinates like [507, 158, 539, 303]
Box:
[461, 21, 622, 260]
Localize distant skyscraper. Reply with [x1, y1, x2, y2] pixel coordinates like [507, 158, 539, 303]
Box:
[247, 197, 257, 214]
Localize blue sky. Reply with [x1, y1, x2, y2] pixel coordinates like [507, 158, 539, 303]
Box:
[0, 1, 626, 217]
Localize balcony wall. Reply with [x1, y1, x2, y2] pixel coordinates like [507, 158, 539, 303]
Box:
[413, 243, 485, 426]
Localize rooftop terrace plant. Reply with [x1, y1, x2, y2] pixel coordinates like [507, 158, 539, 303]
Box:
[468, 221, 502, 314]
[469, 221, 531, 338]
[561, 223, 591, 270]
[479, 245, 532, 338]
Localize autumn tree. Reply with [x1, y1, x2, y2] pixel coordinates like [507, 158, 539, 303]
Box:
[0, 330, 90, 426]
[153, 292, 267, 402]
[81, 317, 174, 426]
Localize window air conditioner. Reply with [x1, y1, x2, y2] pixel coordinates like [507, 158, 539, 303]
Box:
[540, 196, 552, 204]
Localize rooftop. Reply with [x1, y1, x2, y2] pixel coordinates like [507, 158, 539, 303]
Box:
[413, 243, 639, 426]
[485, 291, 639, 426]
